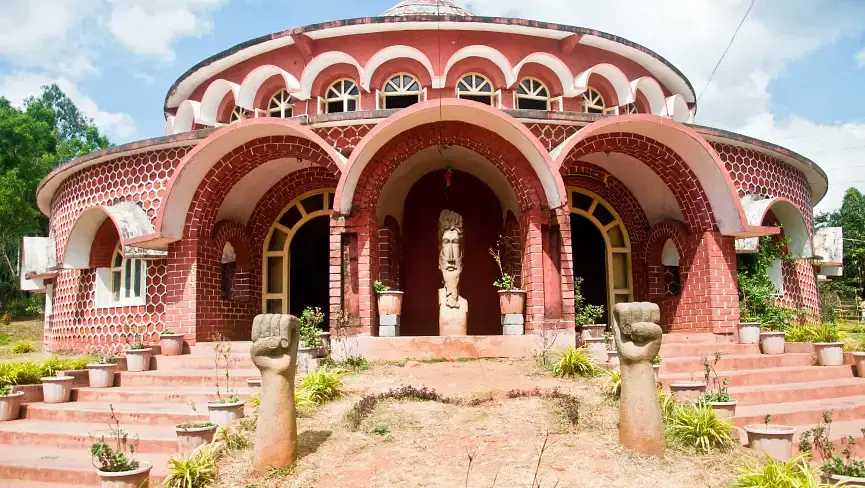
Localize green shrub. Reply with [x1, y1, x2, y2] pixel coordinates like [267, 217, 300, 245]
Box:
[296, 365, 345, 405]
[218, 425, 251, 451]
[786, 324, 816, 343]
[162, 443, 222, 488]
[373, 280, 390, 294]
[299, 307, 324, 348]
[604, 369, 621, 399]
[0, 332, 9, 346]
[811, 323, 840, 343]
[666, 403, 735, 453]
[10, 341, 34, 354]
[734, 453, 843, 487]
[549, 347, 598, 378]
[0, 356, 94, 386]
[574, 277, 605, 325]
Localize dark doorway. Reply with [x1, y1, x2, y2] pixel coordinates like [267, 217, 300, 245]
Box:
[289, 215, 330, 329]
[570, 213, 609, 322]
[400, 169, 504, 336]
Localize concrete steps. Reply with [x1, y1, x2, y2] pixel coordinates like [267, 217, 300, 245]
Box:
[0, 420, 179, 453]
[728, 378, 865, 406]
[113, 369, 259, 388]
[73, 386, 254, 404]
[660, 352, 813, 374]
[734, 395, 865, 427]
[661, 365, 856, 388]
[21, 402, 209, 426]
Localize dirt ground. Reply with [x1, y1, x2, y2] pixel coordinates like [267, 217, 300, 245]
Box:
[215, 359, 747, 488]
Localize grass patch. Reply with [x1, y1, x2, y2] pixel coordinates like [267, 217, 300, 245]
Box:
[734, 454, 832, 487]
[549, 347, 600, 378]
[344, 386, 453, 430]
[10, 341, 34, 354]
[665, 401, 735, 454]
[163, 443, 223, 488]
[0, 356, 93, 386]
[506, 387, 580, 427]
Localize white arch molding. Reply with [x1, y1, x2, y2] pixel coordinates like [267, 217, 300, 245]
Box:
[63, 202, 160, 269]
[199, 79, 240, 125]
[173, 100, 201, 134]
[574, 63, 634, 105]
[360, 45, 436, 91]
[513, 53, 578, 97]
[238, 65, 301, 109]
[630, 77, 666, 116]
[442, 45, 517, 88]
[665, 94, 692, 123]
[298, 51, 364, 101]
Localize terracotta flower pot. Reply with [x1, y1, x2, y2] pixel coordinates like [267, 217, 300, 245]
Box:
[176, 424, 217, 453]
[498, 290, 527, 315]
[579, 324, 607, 345]
[669, 382, 707, 404]
[97, 462, 152, 488]
[583, 338, 608, 363]
[830, 474, 865, 486]
[744, 424, 795, 460]
[759, 332, 786, 355]
[737, 322, 761, 344]
[813, 342, 845, 366]
[246, 378, 262, 388]
[124, 348, 152, 372]
[607, 350, 619, 366]
[87, 364, 118, 388]
[377, 291, 404, 316]
[159, 334, 186, 356]
[207, 401, 244, 428]
[0, 392, 26, 421]
[854, 352, 865, 377]
[707, 400, 738, 419]
[41, 376, 75, 404]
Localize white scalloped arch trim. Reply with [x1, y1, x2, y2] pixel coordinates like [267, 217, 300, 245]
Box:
[238, 65, 301, 109]
[199, 79, 240, 126]
[298, 52, 364, 101]
[513, 52, 577, 97]
[360, 45, 436, 91]
[630, 77, 666, 116]
[574, 63, 634, 106]
[442, 45, 516, 88]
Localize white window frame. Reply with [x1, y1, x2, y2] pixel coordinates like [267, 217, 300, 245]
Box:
[376, 73, 425, 110]
[582, 87, 607, 114]
[319, 78, 361, 114]
[266, 90, 293, 119]
[456, 73, 498, 106]
[229, 105, 249, 123]
[622, 103, 639, 115]
[515, 77, 553, 111]
[96, 246, 147, 308]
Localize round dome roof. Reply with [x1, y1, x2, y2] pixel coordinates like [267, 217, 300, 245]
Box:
[381, 0, 473, 17]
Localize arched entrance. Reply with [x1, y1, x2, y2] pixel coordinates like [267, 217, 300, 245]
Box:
[568, 188, 633, 324]
[401, 169, 504, 336]
[263, 189, 334, 323]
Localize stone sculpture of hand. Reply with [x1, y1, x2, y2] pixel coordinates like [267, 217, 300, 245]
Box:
[612, 302, 665, 458]
[250, 314, 301, 474]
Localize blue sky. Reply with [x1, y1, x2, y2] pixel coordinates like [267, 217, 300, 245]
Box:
[0, 0, 863, 212]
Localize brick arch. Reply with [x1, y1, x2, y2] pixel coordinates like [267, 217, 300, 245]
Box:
[645, 221, 690, 299]
[351, 121, 545, 216]
[561, 132, 717, 234]
[183, 135, 340, 240]
[212, 219, 253, 304]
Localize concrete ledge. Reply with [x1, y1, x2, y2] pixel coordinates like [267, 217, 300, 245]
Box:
[379, 325, 400, 337]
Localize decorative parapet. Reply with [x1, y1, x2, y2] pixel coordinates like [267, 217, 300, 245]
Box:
[813, 227, 843, 278]
[20, 236, 58, 291]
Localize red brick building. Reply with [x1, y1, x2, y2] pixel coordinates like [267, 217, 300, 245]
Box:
[21, 0, 837, 356]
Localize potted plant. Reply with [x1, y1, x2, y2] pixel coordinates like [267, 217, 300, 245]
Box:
[574, 277, 605, 344]
[41, 374, 75, 404]
[490, 243, 526, 331]
[175, 402, 217, 454]
[124, 325, 152, 373]
[652, 355, 663, 382]
[91, 405, 152, 488]
[669, 379, 707, 404]
[298, 307, 325, 373]
[760, 313, 788, 355]
[206, 340, 244, 428]
[374, 280, 404, 337]
[800, 410, 865, 485]
[87, 353, 118, 388]
[0, 384, 25, 421]
[697, 353, 737, 419]
[812, 323, 844, 366]
[853, 345, 865, 378]
[159, 327, 186, 356]
[737, 321, 762, 344]
[745, 414, 795, 461]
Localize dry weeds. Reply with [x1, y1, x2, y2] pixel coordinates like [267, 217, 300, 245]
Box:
[215, 359, 748, 488]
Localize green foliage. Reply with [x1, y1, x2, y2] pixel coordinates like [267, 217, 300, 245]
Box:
[549, 346, 599, 378]
[699, 353, 732, 403]
[267, 465, 296, 479]
[344, 386, 452, 430]
[658, 389, 677, 422]
[666, 403, 734, 453]
[372, 424, 391, 437]
[162, 443, 222, 488]
[90, 405, 140, 473]
[10, 341, 34, 354]
[737, 235, 803, 329]
[0, 356, 92, 386]
[296, 365, 345, 405]
[93, 353, 117, 365]
[735, 453, 843, 488]
[493, 273, 516, 291]
[162, 328, 176, 335]
[299, 307, 325, 348]
[490, 236, 520, 291]
[652, 355, 663, 366]
[217, 425, 251, 451]
[0, 332, 7, 346]
[785, 323, 840, 343]
[604, 369, 621, 399]
[817, 188, 865, 299]
[574, 277, 604, 325]
[324, 355, 370, 372]
[506, 387, 581, 426]
[799, 410, 865, 479]
[0, 384, 11, 395]
[373, 280, 391, 294]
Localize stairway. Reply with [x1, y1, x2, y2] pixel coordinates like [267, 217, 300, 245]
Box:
[658, 333, 865, 456]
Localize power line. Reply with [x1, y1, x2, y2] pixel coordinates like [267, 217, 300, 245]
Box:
[696, 0, 757, 104]
[806, 144, 865, 155]
[779, 126, 865, 140]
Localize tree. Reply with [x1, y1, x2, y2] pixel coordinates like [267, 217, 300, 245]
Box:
[816, 188, 865, 299]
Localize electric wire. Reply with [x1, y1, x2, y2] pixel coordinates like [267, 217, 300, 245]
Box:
[696, 0, 757, 104]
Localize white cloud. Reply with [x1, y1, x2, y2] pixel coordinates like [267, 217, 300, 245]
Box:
[856, 47, 865, 68]
[459, 0, 865, 211]
[107, 0, 228, 61]
[0, 73, 137, 139]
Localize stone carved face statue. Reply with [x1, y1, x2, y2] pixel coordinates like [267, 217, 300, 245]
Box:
[438, 210, 464, 308]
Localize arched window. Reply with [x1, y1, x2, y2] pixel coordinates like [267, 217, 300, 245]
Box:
[380, 73, 422, 109]
[456, 73, 496, 106]
[267, 90, 293, 119]
[582, 87, 606, 114]
[322, 79, 360, 114]
[229, 105, 249, 123]
[221, 242, 237, 300]
[97, 245, 146, 307]
[622, 103, 639, 115]
[516, 78, 550, 110]
[661, 239, 681, 296]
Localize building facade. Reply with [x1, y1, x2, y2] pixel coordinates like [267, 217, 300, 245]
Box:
[22, 0, 838, 353]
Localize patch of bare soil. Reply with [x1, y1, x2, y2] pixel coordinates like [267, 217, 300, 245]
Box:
[215, 359, 746, 488]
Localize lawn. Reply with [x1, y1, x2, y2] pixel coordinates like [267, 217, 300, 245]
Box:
[214, 359, 746, 488]
[0, 318, 50, 362]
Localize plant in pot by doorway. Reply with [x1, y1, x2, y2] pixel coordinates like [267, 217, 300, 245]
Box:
[206, 338, 244, 428]
[759, 308, 793, 356]
[175, 401, 217, 454]
[87, 352, 118, 388]
[574, 276, 605, 344]
[800, 410, 865, 486]
[159, 327, 185, 356]
[812, 323, 845, 366]
[0, 384, 25, 421]
[374, 280, 404, 338]
[123, 325, 152, 373]
[298, 307, 326, 373]
[90, 405, 152, 487]
[604, 332, 619, 365]
[745, 414, 796, 461]
[697, 353, 737, 419]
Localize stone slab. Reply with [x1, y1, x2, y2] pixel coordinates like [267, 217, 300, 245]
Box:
[379, 325, 400, 338]
[379, 314, 401, 327]
[503, 324, 524, 336]
[501, 314, 525, 326]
